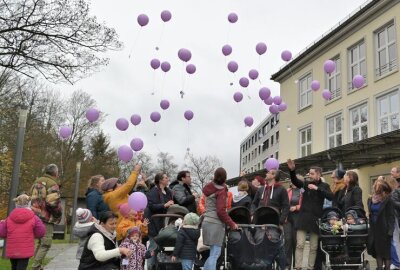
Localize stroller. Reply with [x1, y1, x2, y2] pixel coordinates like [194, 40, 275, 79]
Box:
[319, 207, 369, 270]
[226, 206, 283, 270]
[152, 205, 189, 270]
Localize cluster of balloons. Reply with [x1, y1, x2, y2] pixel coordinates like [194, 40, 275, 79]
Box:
[137, 10, 172, 27]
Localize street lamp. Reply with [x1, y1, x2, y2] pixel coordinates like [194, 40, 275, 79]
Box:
[70, 161, 81, 242]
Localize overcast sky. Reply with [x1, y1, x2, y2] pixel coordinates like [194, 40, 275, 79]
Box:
[59, 0, 367, 178]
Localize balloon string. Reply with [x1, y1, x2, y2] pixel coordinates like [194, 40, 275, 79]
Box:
[153, 123, 161, 152]
[128, 29, 142, 59]
[60, 140, 64, 179]
[181, 62, 186, 97]
[151, 70, 157, 95]
[236, 102, 244, 120]
[156, 24, 166, 52]
[245, 87, 251, 100]
[160, 72, 167, 98]
[187, 121, 190, 151]
[226, 23, 231, 44]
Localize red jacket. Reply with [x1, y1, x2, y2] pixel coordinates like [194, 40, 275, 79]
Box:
[0, 208, 46, 258]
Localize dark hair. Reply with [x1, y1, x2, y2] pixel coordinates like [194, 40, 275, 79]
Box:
[214, 167, 227, 185]
[154, 173, 165, 186]
[99, 211, 117, 224]
[310, 166, 322, 175]
[177, 171, 189, 181]
[271, 170, 281, 181]
[346, 171, 359, 188]
[88, 175, 104, 188]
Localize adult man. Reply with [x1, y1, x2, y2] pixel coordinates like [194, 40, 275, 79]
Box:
[31, 164, 63, 270]
[287, 159, 333, 270]
[170, 170, 198, 213]
[391, 167, 400, 269]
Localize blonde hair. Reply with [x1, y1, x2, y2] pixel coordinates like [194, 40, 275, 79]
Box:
[13, 194, 31, 207]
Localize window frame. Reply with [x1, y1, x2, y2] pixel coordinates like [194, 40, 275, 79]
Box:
[374, 21, 397, 78]
[325, 57, 342, 101]
[298, 73, 313, 111]
[376, 89, 400, 134]
[326, 113, 343, 149]
[298, 125, 312, 158]
[349, 102, 368, 142]
[348, 39, 367, 92]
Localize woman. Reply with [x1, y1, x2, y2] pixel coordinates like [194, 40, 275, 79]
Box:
[202, 168, 238, 270]
[331, 169, 346, 207]
[367, 179, 394, 270]
[86, 175, 109, 219]
[78, 211, 131, 270]
[337, 171, 364, 213]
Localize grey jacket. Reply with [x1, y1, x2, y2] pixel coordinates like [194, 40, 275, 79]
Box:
[72, 222, 95, 259]
[170, 181, 196, 213]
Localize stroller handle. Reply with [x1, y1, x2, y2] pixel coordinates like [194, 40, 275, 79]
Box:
[236, 224, 280, 229]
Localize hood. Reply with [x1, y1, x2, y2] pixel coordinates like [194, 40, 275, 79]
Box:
[345, 210, 358, 219]
[85, 187, 99, 196]
[203, 182, 226, 197]
[181, 227, 200, 241]
[73, 222, 95, 238]
[233, 191, 249, 203]
[10, 208, 34, 224]
[169, 180, 180, 189]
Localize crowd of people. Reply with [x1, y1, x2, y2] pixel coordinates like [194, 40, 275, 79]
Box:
[0, 160, 399, 270]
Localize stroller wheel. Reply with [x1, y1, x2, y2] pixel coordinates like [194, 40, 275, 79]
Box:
[321, 262, 331, 270]
[360, 260, 370, 270]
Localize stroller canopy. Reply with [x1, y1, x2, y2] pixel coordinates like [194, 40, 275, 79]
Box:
[321, 207, 343, 221]
[253, 206, 280, 226]
[228, 206, 251, 224]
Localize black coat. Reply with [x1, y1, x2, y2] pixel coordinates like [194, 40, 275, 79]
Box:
[337, 185, 364, 213]
[289, 170, 334, 233]
[367, 197, 395, 259]
[392, 188, 400, 221]
[172, 227, 200, 260]
[232, 194, 252, 209]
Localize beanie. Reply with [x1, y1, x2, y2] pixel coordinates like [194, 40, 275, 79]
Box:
[335, 169, 346, 180]
[13, 194, 31, 208]
[76, 208, 93, 223]
[327, 211, 339, 220]
[237, 180, 249, 192]
[118, 203, 132, 218]
[183, 213, 200, 226]
[127, 226, 141, 238]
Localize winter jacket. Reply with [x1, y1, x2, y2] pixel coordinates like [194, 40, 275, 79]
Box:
[73, 221, 95, 259]
[119, 238, 146, 270]
[30, 174, 63, 224]
[251, 183, 290, 224]
[336, 185, 364, 213]
[232, 192, 252, 209]
[0, 208, 45, 258]
[116, 218, 148, 241]
[392, 188, 400, 222]
[287, 187, 303, 225]
[289, 170, 334, 233]
[86, 188, 109, 219]
[103, 171, 139, 223]
[172, 226, 200, 260]
[169, 180, 197, 213]
[144, 186, 173, 237]
[197, 191, 233, 215]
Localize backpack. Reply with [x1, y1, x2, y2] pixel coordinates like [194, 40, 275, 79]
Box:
[30, 181, 61, 208]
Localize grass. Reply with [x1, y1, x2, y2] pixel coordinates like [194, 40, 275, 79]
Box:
[0, 254, 51, 270]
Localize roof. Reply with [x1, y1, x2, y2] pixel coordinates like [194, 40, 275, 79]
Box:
[228, 129, 400, 185]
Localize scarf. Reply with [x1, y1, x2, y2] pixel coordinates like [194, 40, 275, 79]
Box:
[261, 182, 282, 206]
[94, 223, 116, 243]
[332, 180, 346, 194]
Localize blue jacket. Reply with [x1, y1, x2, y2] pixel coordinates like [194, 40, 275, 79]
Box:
[85, 188, 110, 219]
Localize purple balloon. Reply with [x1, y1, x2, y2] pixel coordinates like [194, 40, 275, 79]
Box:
[273, 96, 282, 105]
[150, 58, 160, 70]
[324, 60, 336, 74]
[278, 102, 287, 112]
[160, 99, 170, 110]
[256, 42, 267, 55]
[233, 92, 243, 103]
[281, 50, 292, 62]
[161, 61, 171, 72]
[161, 10, 172, 22]
[322, 89, 332, 100]
[222, 44, 232, 56]
[269, 104, 279, 114]
[116, 118, 129, 131]
[249, 69, 259, 80]
[353, 75, 365, 89]
[59, 126, 72, 139]
[227, 61, 238, 73]
[137, 14, 149, 27]
[228, 12, 238, 23]
[86, 108, 99, 123]
[244, 116, 254, 127]
[130, 138, 144, 152]
[264, 158, 279, 170]
[239, 77, 249, 88]
[184, 110, 194, 121]
[186, 64, 196, 75]
[130, 114, 141, 126]
[178, 48, 192, 62]
[311, 80, 320, 91]
[118, 145, 133, 162]
[264, 96, 273, 105]
[259, 87, 271, 100]
[150, 112, 161, 122]
[128, 192, 148, 212]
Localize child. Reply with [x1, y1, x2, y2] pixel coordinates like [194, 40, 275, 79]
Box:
[232, 180, 252, 209]
[116, 203, 149, 241]
[119, 227, 147, 270]
[171, 213, 201, 270]
[0, 194, 45, 270]
[72, 208, 96, 259]
[327, 211, 339, 226]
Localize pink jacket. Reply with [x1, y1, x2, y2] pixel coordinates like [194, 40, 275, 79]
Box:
[0, 208, 46, 258]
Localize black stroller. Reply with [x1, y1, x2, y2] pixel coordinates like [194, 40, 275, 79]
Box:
[226, 206, 283, 270]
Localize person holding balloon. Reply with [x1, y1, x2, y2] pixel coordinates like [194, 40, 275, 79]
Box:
[116, 203, 149, 242]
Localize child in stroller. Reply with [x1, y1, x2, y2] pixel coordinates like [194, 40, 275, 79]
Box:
[321, 211, 343, 235]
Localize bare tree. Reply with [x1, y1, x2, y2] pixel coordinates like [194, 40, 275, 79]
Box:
[155, 152, 178, 179]
[119, 152, 155, 181]
[186, 154, 222, 191]
[0, 0, 122, 83]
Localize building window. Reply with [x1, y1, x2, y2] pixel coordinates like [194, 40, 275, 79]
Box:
[262, 139, 269, 151]
[299, 126, 312, 157]
[377, 91, 399, 134]
[271, 135, 274, 146]
[275, 151, 279, 160]
[299, 73, 312, 110]
[375, 22, 397, 77]
[258, 145, 261, 154]
[271, 117, 275, 129]
[326, 114, 342, 149]
[350, 103, 368, 142]
[326, 57, 341, 100]
[348, 41, 366, 91]
[276, 131, 279, 142]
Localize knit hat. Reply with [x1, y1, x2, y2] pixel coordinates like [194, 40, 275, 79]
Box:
[101, 178, 119, 191]
[345, 210, 358, 220]
[127, 226, 141, 238]
[183, 213, 200, 226]
[237, 180, 249, 192]
[335, 169, 346, 180]
[76, 208, 93, 223]
[13, 194, 31, 208]
[327, 211, 339, 220]
[118, 203, 132, 218]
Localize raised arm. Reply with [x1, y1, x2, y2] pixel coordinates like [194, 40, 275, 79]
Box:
[287, 159, 304, 188]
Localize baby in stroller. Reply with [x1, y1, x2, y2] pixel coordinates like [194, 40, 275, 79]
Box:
[321, 211, 343, 235]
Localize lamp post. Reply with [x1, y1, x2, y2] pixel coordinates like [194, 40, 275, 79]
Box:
[70, 161, 81, 242]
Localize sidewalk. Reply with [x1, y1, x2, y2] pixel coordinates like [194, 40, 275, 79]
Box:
[44, 244, 79, 270]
